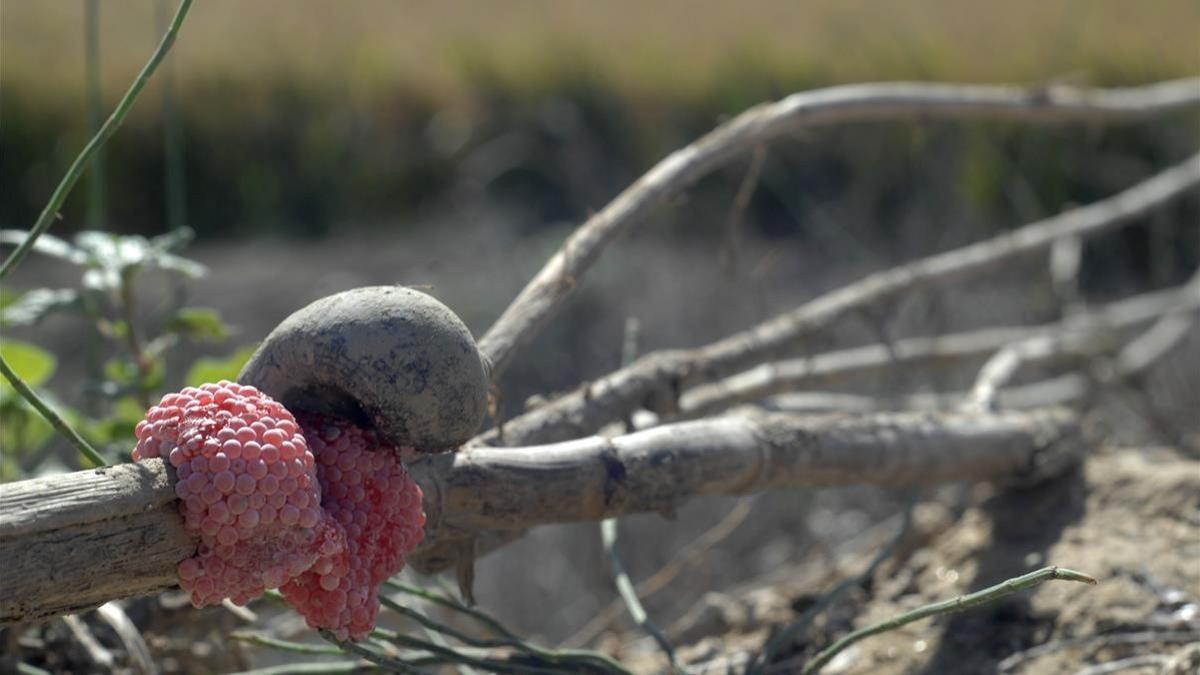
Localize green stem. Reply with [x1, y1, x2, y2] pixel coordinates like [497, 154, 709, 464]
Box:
[229, 632, 347, 655]
[383, 581, 631, 674]
[601, 517, 678, 671]
[118, 270, 152, 408]
[800, 566, 1097, 675]
[84, 0, 106, 230]
[750, 495, 917, 674]
[0, 0, 194, 282]
[380, 596, 506, 649]
[371, 629, 560, 675]
[379, 595, 622, 673]
[0, 351, 105, 467]
[157, 0, 188, 231]
[230, 663, 375, 675]
[318, 631, 428, 675]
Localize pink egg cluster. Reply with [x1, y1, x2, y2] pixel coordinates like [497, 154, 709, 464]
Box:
[134, 382, 427, 640]
[280, 415, 426, 641]
[134, 382, 341, 607]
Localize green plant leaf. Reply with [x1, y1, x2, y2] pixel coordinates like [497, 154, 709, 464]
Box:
[0, 230, 87, 265]
[163, 307, 229, 342]
[0, 341, 57, 402]
[185, 344, 258, 387]
[104, 357, 139, 386]
[72, 230, 207, 283]
[149, 228, 207, 278]
[82, 266, 122, 291]
[0, 288, 83, 326]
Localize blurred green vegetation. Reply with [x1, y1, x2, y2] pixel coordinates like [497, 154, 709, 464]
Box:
[0, 228, 255, 476]
[1, 0, 1197, 240]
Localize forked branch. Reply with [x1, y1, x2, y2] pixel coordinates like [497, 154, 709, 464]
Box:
[483, 153, 1200, 446]
[478, 79, 1200, 380]
[683, 281, 1199, 418]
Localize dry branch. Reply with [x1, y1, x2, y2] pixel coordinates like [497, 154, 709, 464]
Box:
[766, 283, 1200, 416]
[0, 460, 192, 627]
[482, 153, 1200, 446]
[0, 408, 1079, 624]
[967, 266, 1200, 411]
[682, 282, 1199, 418]
[477, 79, 1200, 380]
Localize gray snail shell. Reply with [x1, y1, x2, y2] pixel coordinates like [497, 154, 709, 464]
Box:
[239, 286, 489, 452]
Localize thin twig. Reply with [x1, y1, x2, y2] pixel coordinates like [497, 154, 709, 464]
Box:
[750, 494, 916, 674]
[720, 145, 768, 275]
[477, 80, 1200, 380]
[62, 614, 115, 669]
[230, 663, 374, 675]
[963, 333, 1094, 413]
[563, 499, 755, 649]
[383, 595, 476, 675]
[686, 280, 1196, 419]
[1050, 236, 1084, 317]
[969, 265, 1200, 412]
[369, 628, 569, 675]
[95, 601, 157, 675]
[998, 630, 1200, 672]
[1071, 655, 1169, 675]
[482, 153, 1200, 446]
[383, 581, 631, 674]
[0, 0, 194, 281]
[799, 566, 1098, 674]
[0, 352, 105, 467]
[230, 632, 348, 655]
[321, 632, 426, 675]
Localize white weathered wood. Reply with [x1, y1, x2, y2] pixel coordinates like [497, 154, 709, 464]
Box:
[481, 153, 1200, 447]
[682, 282, 1199, 418]
[478, 79, 1200, 380]
[0, 459, 193, 625]
[0, 408, 1079, 624]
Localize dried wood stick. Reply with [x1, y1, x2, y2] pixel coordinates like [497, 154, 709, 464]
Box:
[483, 153, 1200, 446]
[1, 408, 1079, 624]
[964, 333, 1095, 412]
[766, 284, 1200, 416]
[968, 266, 1200, 410]
[683, 282, 1199, 418]
[477, 79, 1200, 380]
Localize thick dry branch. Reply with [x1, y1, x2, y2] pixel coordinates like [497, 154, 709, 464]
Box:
[477, 79, 1200, 380]
[0, 408, 1079, 624]
[484, 153, 1200, 446]
[0, 460, 192, 626]
[682, 282, 1199, 418]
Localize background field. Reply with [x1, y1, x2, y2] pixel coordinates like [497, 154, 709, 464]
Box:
[4, 0, 1199, 237]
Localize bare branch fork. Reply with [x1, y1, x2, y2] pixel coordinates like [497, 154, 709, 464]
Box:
[477, 78, 1200, 380]
[682, 280, 1200, 419]
[481, 152, 1200, 447]
[0, 406, 1080, 625]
